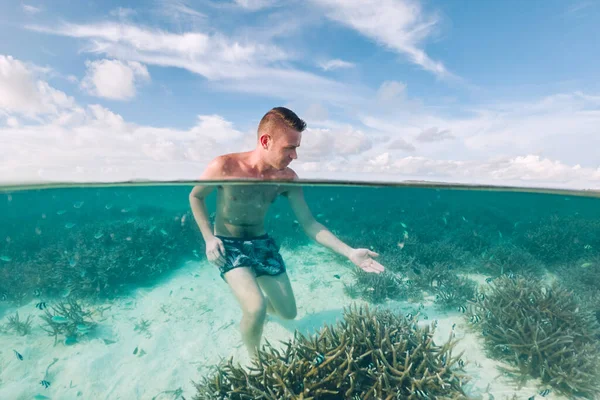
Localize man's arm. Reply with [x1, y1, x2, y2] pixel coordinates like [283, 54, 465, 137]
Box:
[283, 171, 384, 273]
[189, 157, 223, 241]
[284, 184, 354, 258]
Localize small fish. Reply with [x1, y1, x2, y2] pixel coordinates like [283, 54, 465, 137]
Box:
[127, 217, 136, 224]
[405, 313, 413, 319]
[56, 209, 67, 215]
[462, 216, 467, 222]
[581, 262, 593, 268]
[0, 255, 12, 262]
[584, 244, 592, 250]
[528, 397, 535, 400]
[33, 289, 42, 296]
[40, 380, 50, 388]
[73, 201, 84, 209]
[333, 274, 340, 279]
[452, 323, 456, 330]
[482, 328, 489, 336]
[498, 231, 503, 238]
[418, 303, 424, 310]
[485, 277, 494, 283]
[457, 305, 466, 313]
[64, 222, 76, 229]
[423, 314, 428, 320]
[442, 217, 447, 225]
[397, 241, 405, 249]
[400, 222, 407, 228]
[133, 346, 139, 355]
[0, 293, 7, 301]
[313, 353, 325, 365]
[458, 359, 464, 368]
[160, 229, 168, 236]
[105, 203, 113, 210]
[36, 302, 47, 310]
[94, 232, 104, 239]
[403, 230, 409, 239]
[14, 350, 23, 360]
[539, 389, 551, 397]
[470, 315, 481, 323]
[507, 271, 515, 279]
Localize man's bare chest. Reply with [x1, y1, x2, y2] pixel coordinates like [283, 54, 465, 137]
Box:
[220, 184, 283, 205]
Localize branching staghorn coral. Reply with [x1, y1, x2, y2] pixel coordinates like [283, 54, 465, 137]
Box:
[39, 298, 96, 345]
[6, 311, 33, 336]
[466, 275, 600, 399]
[192, 304, 471, 399]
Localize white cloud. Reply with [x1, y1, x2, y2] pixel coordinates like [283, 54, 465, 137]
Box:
[0, 55, 75, 118]
[81, 59, 150, 100]
[318, 59, 355, 71]
[416, 127, 454, 142]
[376, 80, 407, 102]
[110, 7, 136, 19]
[22, 4, 42, 14]
[234, 0, 279, 11]
[25, 22, 362, 105]
[309, 0, 454, 79]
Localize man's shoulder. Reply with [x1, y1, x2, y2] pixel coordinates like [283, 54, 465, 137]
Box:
[202, 154, 239, 179]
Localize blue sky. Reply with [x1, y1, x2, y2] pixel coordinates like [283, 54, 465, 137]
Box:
[1, 0, 599, 189]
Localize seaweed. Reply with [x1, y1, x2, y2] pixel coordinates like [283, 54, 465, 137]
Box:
[467, 275, 600, 399]
[192, 304, 471, 399]
[39, 298, 97, 345]
[5, 311, 33, 336]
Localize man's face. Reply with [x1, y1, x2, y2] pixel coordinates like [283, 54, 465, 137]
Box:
[269, 127, 301, 169]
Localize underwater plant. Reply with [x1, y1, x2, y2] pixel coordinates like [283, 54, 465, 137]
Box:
[6, 311, 33, 336]
[39, 298, 97, 346]
[192, 304, 470, 399]
[467, 275, 600, 398]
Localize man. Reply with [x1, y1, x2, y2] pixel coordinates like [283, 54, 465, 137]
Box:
[189, 107, 385, 359]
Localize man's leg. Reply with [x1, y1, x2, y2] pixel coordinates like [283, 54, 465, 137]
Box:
[224, 267, 268, 358]
[256, 272, 297, 320]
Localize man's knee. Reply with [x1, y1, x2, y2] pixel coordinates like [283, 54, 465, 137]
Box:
[243, 298, 268, 321]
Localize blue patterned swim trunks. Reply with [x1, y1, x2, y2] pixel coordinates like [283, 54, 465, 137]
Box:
[214, 234, 286, 280]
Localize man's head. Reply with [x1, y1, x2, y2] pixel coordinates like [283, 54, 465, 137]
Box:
[256, 107, 306, 170]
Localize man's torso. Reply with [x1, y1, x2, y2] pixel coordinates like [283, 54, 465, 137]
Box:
[212, 153, 295, 237]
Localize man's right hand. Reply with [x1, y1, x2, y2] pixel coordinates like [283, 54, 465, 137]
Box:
[205, 236, 226, 267]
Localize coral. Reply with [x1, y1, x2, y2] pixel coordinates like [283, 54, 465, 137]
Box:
[192, 304, 471, 399]
[467, 275, 600, 399]
[346, 269, 408, 304]
[39, 298, 97, 345]
[477, 244, 543, 277]
[433, 275, 478, 310]
[134, 318, 152, 338]
[6, 311, 33, 336]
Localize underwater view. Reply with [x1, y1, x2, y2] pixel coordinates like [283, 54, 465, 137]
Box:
[1, 182, 600, 400]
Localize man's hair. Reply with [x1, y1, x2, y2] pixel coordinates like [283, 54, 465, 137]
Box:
[257, 107, 306, 139]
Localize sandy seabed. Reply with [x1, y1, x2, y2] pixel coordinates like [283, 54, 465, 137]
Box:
[0, 244, 564, 400]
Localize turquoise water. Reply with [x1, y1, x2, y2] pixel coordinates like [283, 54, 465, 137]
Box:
[1, 183, 600, 400]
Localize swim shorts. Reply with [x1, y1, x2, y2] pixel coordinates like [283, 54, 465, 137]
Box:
[214, 233, 286, 280]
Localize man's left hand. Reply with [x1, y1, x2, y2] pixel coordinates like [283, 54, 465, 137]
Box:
[349, 248, 385, 273]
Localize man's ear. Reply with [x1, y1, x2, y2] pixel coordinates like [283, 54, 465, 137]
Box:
[260, 134, 270, 149]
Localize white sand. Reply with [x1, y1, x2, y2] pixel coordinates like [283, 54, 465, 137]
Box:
[0, 245, 569, 399]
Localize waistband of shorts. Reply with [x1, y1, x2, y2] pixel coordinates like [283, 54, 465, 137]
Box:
[215, 233, 269, 241]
